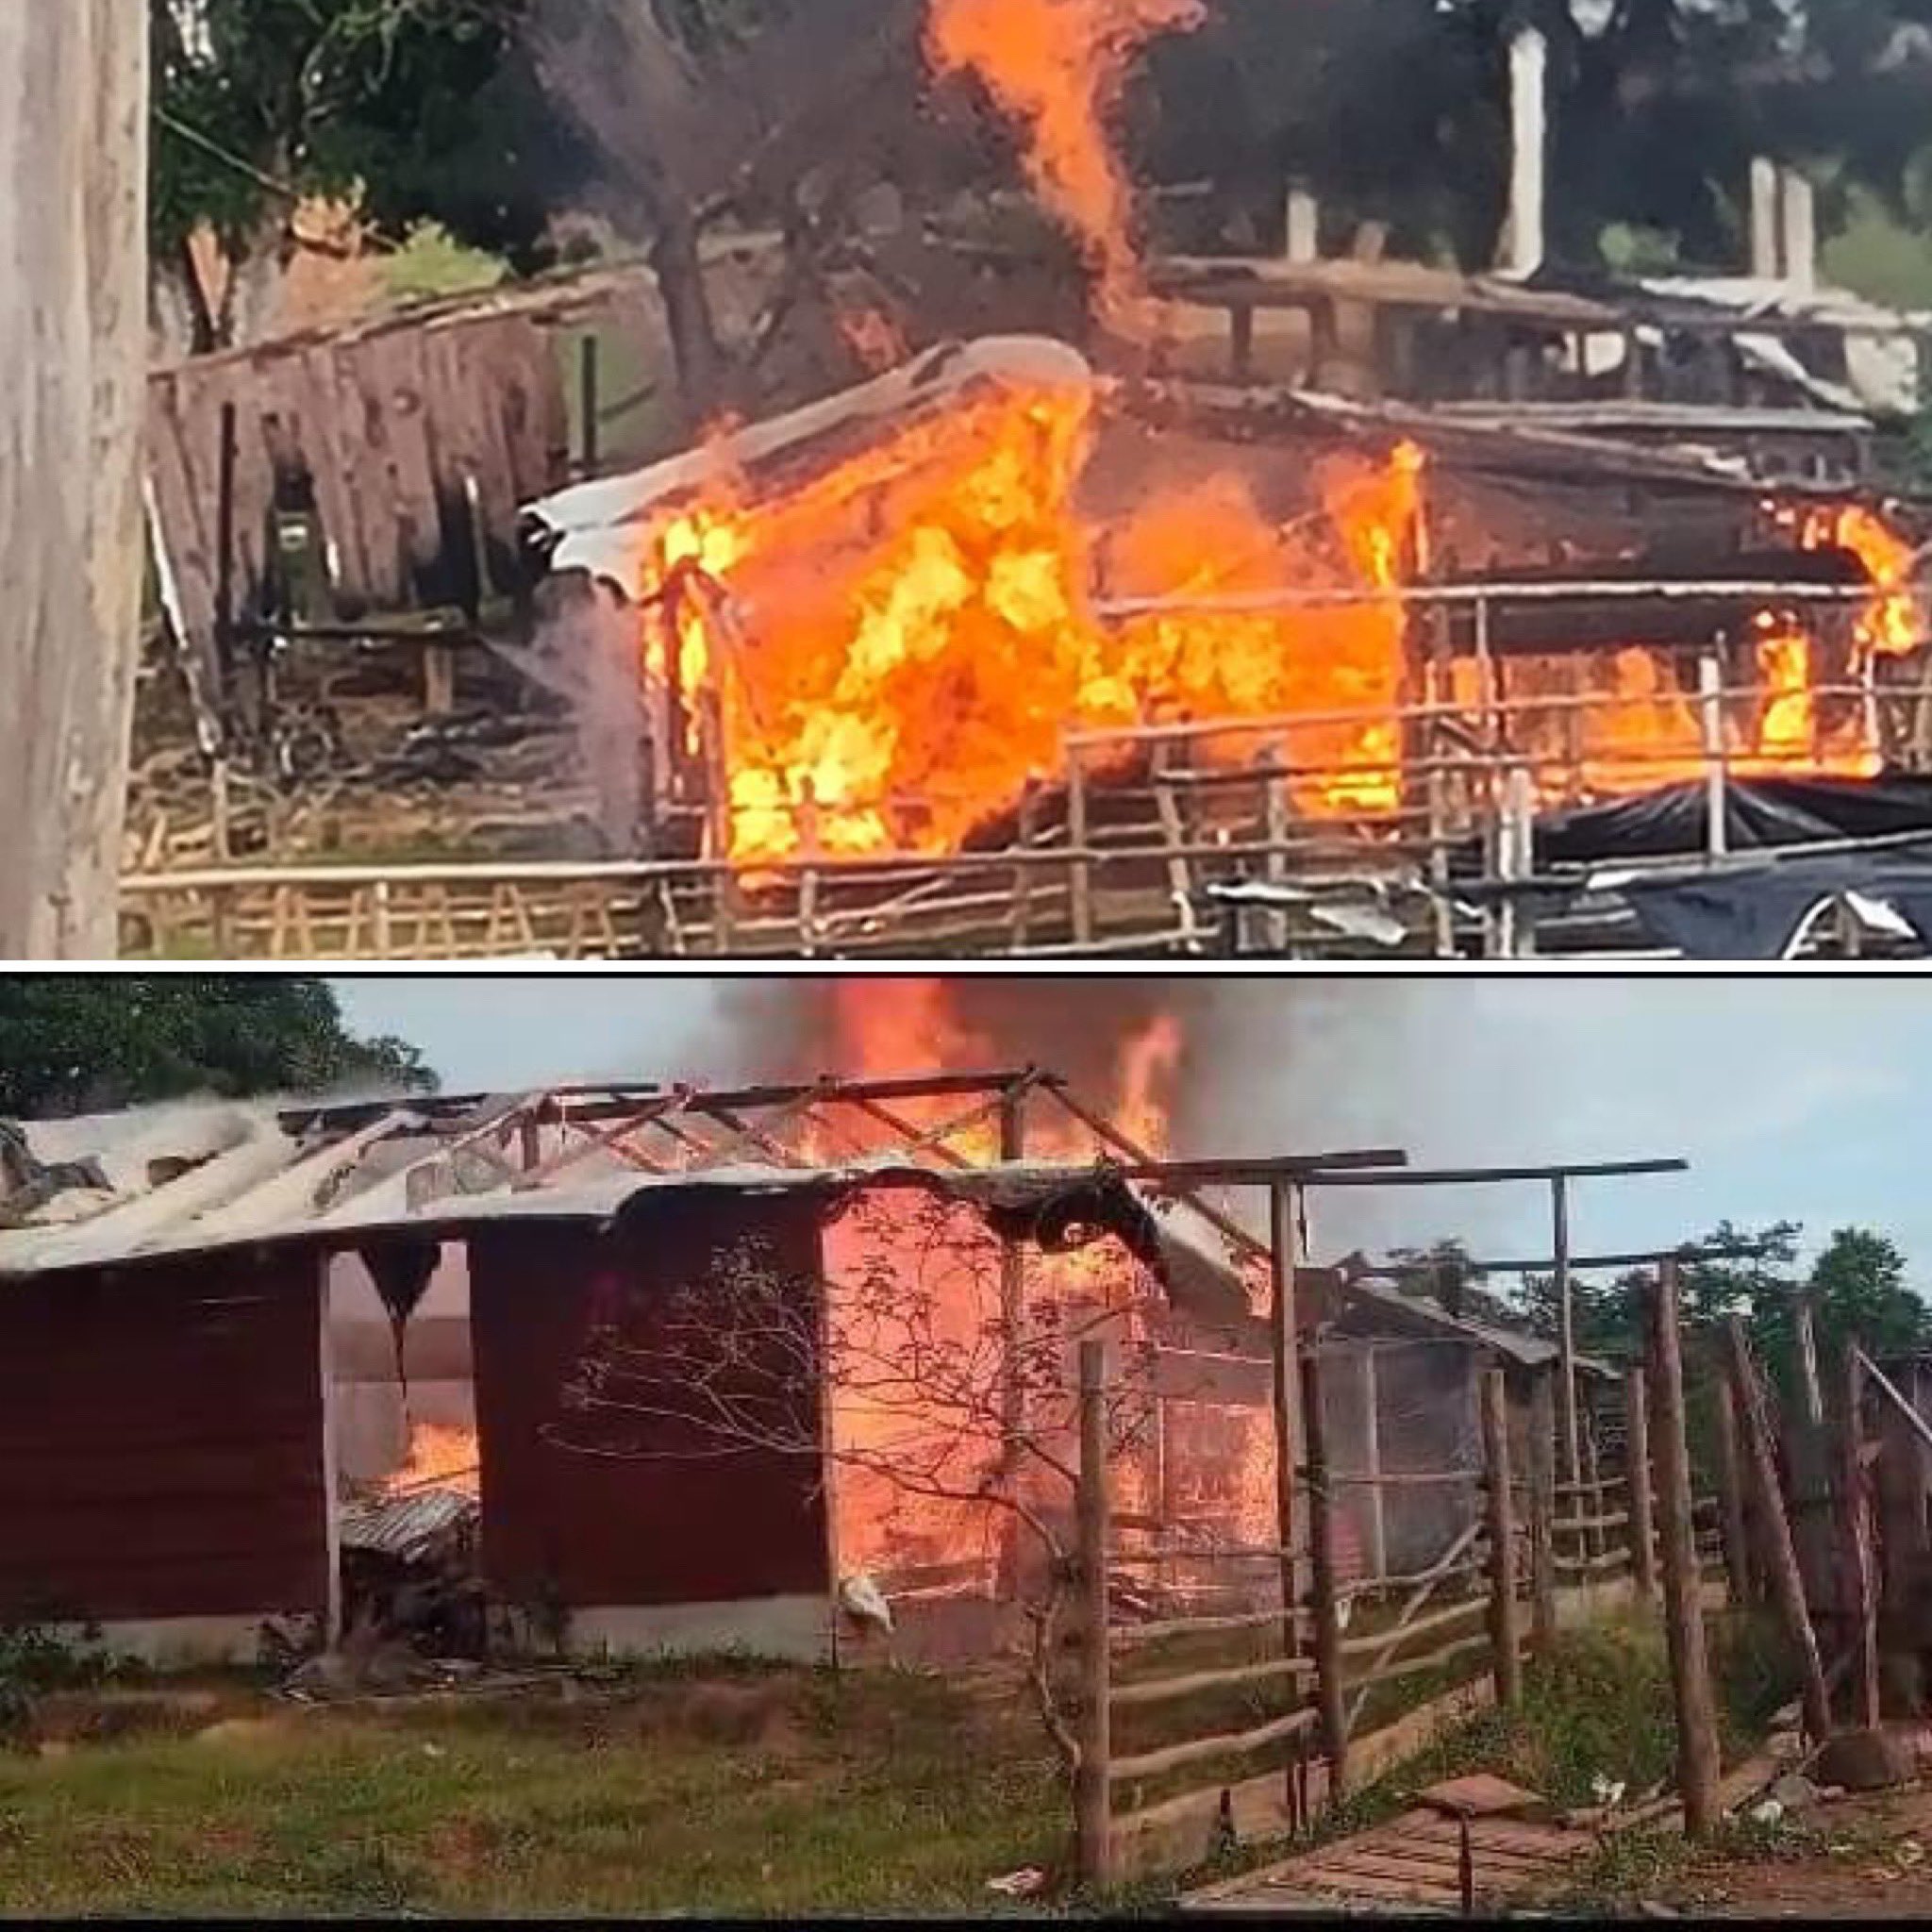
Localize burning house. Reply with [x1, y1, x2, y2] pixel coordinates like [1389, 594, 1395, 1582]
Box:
[0, 1066, 1628, 1670]
[116, 0, 1932, 961]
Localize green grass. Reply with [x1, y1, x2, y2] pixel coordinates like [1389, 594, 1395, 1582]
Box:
[0, 1664, 1066, 1917]
[0, 1609, 1799, 1916]
[1148, 1606, 1798, 1907]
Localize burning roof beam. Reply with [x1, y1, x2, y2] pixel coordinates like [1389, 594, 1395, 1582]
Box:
[522, 337, 1095, 588]
[281, 1069, 1060, 1141]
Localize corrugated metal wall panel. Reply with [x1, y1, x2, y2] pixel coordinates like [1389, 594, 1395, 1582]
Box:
[0, 1252, 329, 1624]
[470, 1199, 832, 1614]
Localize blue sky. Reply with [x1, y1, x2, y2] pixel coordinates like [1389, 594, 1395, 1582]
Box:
[328, 974, 1931, 1289]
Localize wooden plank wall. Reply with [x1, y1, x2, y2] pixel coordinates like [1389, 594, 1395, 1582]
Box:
[144, 285, 609, 652]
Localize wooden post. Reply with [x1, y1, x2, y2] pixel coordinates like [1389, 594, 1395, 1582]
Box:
[1793, 1292, 1825, 1427]
[1299, 1342, 1350, 1795]
[1263, 770, 1291, 954]
[423, 640, 458, 716]
[1711, 1376, 1753, 1607]
[1074, 1341, 1113, 1891]
[1067, 744, 1094, 947]
[1724, 1317, 1833, 1743]
[1874, 1357, 1932, 1707]
[1360, 1347, 1389, 1579]
[0, 0, 150, 956]
[1788, 1290, 1835, 1625]
[1528, 1369, 1558, 1654]
[579, 332, 602, 476]
[1648, 1263, 1722, 1839]
[1269, 1180, 1303, 1653]
[1552, 1176, 1582, 1494]
[1839, 1346, 1881, 1732]
[1624, 1365, 1657, 1601]
[1580, 1390, 1606, 1564]
[998, 1082, 1029, 1457]
[1479, 1368, 1524, 1707]
[1269, 1182, 1307, 1811]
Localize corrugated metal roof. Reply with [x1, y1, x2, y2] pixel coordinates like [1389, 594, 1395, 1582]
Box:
[340, 1488, 477, 1562]
[1337, 1275, 1616, 1379]
[0, 1094, 1233, 1323]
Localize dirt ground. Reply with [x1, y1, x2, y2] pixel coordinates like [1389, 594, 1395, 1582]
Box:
[1649, 1784, 1932, 1919]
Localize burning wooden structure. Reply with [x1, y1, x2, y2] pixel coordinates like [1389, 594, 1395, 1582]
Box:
[0, 1072, 1680, 1670]
[0, 1073, 1358, 1662]
[124, 265, 1932, 962]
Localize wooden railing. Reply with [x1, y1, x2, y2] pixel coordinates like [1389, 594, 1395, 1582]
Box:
[1072, 1342, 1746, 1889]
[118, 618, 1932, 961]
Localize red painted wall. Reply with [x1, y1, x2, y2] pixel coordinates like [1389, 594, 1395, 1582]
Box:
[0, 1249, 329, 1624]
[469, 1195, 832, 1612]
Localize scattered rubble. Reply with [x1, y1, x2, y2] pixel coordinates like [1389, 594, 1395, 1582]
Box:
[985, 1866, 1047, 1896]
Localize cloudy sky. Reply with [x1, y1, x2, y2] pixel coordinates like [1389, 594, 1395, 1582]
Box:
[329, 972, 1927, 1285]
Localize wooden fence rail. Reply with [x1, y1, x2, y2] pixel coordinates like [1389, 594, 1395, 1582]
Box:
[1075, 1337, 1755, 1889]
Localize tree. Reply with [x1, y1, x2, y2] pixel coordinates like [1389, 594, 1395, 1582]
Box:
[1143, 0, 1932, 272]
[150, 0, 594, 354]
[551, 1188, 1161, 1773]
[0, 976, 437, 1118]
[526, 0, 934, 430]
[0, 2, 149, 958]
[1749, 1224, 1932, 1400]
[1385, 1237, 1521, 1329]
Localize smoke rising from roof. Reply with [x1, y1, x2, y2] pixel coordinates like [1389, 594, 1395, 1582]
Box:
[699, 975, 1547, 1260]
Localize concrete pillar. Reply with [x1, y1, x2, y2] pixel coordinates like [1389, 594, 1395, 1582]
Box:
[1502, 28, 1548, 277]
[1749, 157, 1781, 279]
[1781, 168, 1816, 297]
[1285, 184, 1320, 264]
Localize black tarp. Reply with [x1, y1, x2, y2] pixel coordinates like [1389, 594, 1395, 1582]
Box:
[1443, 774, 1932, 957]
[1615, 852, 1932, 958]
[1527, 774, 1932, 866]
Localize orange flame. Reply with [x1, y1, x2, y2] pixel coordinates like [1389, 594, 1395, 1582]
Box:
[381, 1421, 479, 1501]
[632, 379, 1422, 862]
[815, 981, 1186, 1583]
[926, 0, 1205, 332]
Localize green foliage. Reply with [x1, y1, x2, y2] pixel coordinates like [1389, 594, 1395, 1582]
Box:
[1752, 1226, 1932, 1404]
[0, 977, 436, 1119]
[380, 221, 511, 305]
[1148, 0, 1932, 271]
[151, 0, 594, 271]
[0, 1619, 132, 1745]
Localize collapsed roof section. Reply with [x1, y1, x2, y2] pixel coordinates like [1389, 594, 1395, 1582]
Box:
[0, 1070, 1330, 1330]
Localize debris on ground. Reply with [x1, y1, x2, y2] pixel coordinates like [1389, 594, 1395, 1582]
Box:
[985, 1867, 1047, 1896]
[1763, 1772, 1824, 1813]
[1419, 1773, 1545, 1819]
[340, 1485, 485, 1658]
